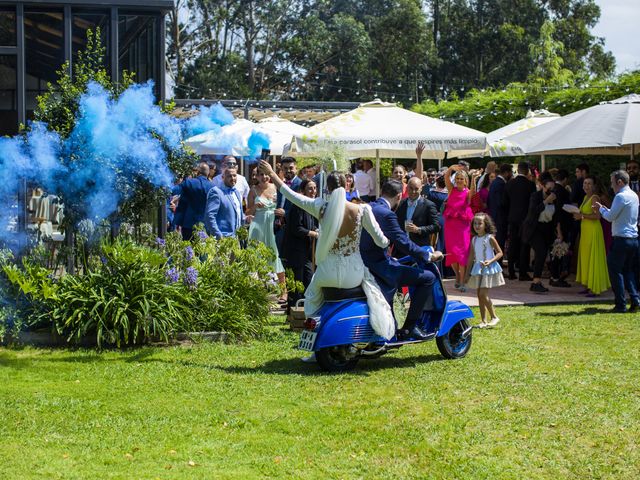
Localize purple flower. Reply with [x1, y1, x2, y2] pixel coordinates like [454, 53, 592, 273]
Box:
[155, 237, 166, 247]
[184, 266, 198, 287]
[100, 256, 108, 265]
[197, 231, 208, 240]
[165, 267, 179, 284]
[185, 246, 194, 261]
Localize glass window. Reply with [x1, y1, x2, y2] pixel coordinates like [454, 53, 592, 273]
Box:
[0, 8, 16, 46]
[72, 12, 109, 70]
[24, 10, 65, 117]
[0, 55, 17, 136]
[118, 14, 158, 96]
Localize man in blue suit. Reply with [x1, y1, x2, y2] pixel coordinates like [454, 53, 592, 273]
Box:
[173, 162, 215, 240]
[360, 179, 443, 340]
[205, 167, 244, 239]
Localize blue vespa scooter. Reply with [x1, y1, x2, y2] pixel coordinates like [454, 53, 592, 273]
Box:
[298, 247, 474, 372]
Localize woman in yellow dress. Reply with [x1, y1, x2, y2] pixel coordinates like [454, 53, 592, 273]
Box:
[574, 176, 610, 296]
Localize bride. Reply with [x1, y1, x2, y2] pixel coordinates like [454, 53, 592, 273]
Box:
[258, 160, 395, 340]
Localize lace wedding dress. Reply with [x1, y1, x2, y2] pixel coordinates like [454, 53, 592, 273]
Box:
[279, 185, 396, 339]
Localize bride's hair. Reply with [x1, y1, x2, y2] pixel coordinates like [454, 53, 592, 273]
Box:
[326, 171, 346, 192]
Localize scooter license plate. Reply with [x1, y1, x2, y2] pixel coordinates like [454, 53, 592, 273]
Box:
[298, 330, 317, 351]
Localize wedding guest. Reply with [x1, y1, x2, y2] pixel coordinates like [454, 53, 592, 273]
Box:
[173, 162, 214, 240]
[354, 160, 375, 202]
[396, 177, 441, 247]
[488, 163, 513, 258]
[594, 170, 639, 313]
[283, 179, 319, 308]
[421, 168, 437, 196]
[247, 168, 286, 303]
[443, 165, 477, 291]
[477, 161, 496, 190]
[521, 172, 558, 293]
[574, 176, 610, 296]
[205, 167, 244, 239]
[471, 171, 494, 214]
[275, 157, 301, 252]
[549, 169, 573, 288]
[427, 174, 448, 259]
[571, 163, 590, 206]
[345, 173, 360, 201]
[212, 156, 250, 200]
[504, 162, 536, 280]
[392, 164, 408, 199]
[627, 159, 640, 194]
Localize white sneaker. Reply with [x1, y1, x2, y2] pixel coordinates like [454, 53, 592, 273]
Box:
[301, 353, 316, 363]
[476, 321, 488, 329]
[488, 318, 500, 327]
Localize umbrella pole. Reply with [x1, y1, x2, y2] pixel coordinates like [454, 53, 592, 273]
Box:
[376, 149, 380, 198]
[541, 154, 546, 171]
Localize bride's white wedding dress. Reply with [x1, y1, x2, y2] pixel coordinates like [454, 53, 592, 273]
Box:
[279, 185, 396, 339]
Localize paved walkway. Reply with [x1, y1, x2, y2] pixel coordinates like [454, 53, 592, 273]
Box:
[444, 275, 613, 306]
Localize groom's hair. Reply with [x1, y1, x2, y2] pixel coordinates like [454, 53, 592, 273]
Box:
[381, 179, 403, 197]
[326, 171, 346, 191]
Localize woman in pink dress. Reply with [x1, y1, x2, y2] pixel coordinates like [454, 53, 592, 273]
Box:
[443, 165, 478, 291]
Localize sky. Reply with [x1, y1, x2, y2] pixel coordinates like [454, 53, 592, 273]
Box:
[592, 0, 640, 73]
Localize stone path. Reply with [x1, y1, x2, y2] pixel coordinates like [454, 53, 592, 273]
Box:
[444, 275, 613, 306]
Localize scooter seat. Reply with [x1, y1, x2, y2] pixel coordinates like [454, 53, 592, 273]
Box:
[323, 286, 366, 301]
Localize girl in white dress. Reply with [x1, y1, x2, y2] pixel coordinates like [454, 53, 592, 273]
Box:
[258, 160, 396, 340]
[464, 212, 505, 328]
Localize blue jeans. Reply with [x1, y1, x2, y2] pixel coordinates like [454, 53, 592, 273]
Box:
[607, 237, 640, 309]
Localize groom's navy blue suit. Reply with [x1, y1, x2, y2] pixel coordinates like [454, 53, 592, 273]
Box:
[360, 198, 437, 329]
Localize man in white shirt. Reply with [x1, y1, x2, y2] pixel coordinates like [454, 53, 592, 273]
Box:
[212, 156, 250, 200]
[354, 159, 375, 202]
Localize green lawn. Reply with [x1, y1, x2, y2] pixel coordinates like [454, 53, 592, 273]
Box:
[1, 304, 639, 479]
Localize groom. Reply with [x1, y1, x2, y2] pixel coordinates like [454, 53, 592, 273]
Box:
[360, 179, 442, 340]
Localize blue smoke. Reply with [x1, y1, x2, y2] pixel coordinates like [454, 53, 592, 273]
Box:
[247, 131, 271, 161]
[0, 80, 272, 243]
[184, 104, 235, 138]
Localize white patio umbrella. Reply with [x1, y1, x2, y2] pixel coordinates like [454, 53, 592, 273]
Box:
[290, 99, 487, 195]
[291, 99, 487, 159]
[486, 109, 560, 157]
[257, 116, 310, 156]
[504, 94, 640, 158]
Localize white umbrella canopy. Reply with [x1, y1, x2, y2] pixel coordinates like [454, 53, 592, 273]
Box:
[290, 99, 487, 159]
[504, 94, 640, 156]
[486, 109, 560, 157]
[257, 116, 310, 155]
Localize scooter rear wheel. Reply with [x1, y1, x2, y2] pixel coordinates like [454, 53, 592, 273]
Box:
[436, 319, 472, 359]
[316, 346, 360, 372]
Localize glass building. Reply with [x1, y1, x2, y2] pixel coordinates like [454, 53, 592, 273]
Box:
[0, 0, 173, 136]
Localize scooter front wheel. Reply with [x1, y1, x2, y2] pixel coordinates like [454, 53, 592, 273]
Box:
[316, 345, 360, 372]
[436, 319, 472, 359]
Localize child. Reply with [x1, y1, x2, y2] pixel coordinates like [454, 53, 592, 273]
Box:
[464, 213, 505, 328]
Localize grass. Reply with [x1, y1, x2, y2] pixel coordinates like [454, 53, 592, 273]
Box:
[0, 304, 639, 479]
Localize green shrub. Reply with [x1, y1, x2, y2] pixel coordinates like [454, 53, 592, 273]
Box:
[51, 240, 194, 347]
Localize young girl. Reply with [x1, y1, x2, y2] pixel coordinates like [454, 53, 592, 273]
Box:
[464, 213, 505, 328]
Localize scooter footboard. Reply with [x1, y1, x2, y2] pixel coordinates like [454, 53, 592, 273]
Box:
[315, 314, 386, 349]
[436, 300, 474, 337]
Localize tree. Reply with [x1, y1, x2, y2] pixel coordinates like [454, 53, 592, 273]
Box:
[528, 20, 574, 87]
